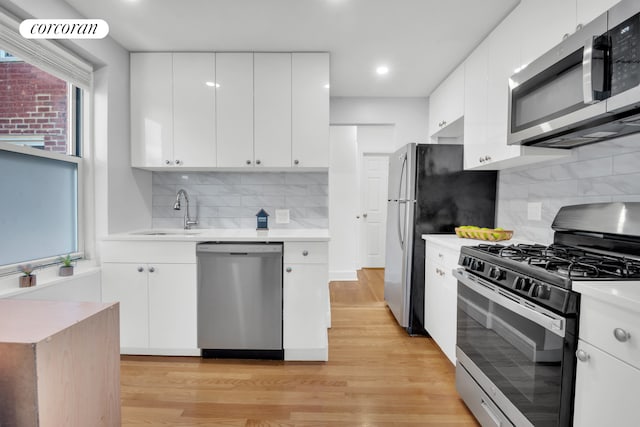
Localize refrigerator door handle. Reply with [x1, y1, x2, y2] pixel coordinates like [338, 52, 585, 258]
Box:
[396, 154, 408, 247]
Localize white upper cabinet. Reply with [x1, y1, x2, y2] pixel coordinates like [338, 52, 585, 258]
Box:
[254, 53, 292, 168]
[463, 3, 569, 170]
[131, 52, 329, 170]
[172, 53, 216, 167]
[131, 53, 173, 168]
[216, 53, 254, 168]
[519, 0, 576, 68]
[428, 64, 464, 141]
[292, 52, 330, 168]
[577, 0, 620, 29]
[131, 52, 216, 168]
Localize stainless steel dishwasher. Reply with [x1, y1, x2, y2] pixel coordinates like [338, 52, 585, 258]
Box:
[197, 242, 283, 359]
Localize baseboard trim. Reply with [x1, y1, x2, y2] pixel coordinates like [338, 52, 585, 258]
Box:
[329, 270, 358, 281]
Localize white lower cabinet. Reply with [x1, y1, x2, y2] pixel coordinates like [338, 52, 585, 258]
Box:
[573, 294, 640, 426]
[102, 262, 197, 355]
[283, 241, 329, 361]
[573, 339, 640, 427]
[424, 243, 458, 365]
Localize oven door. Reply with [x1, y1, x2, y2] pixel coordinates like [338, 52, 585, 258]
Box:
[453, 268, 576, 427]
[507, 12, 609, 147]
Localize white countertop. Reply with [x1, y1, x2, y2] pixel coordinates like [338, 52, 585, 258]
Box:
[573, 281, 640, 313]
[104, 228, 330, 242]
[421, 233, 536, 252]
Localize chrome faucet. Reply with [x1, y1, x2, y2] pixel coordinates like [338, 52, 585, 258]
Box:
[173, 189, 198, 230]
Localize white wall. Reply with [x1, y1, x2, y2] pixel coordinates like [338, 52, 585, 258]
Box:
[330, 97, 429, 150]
[0, 0, 153, 254]
[329, 126, 359, 281]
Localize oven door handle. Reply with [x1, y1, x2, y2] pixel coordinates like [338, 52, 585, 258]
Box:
[453, 268, 566, 338]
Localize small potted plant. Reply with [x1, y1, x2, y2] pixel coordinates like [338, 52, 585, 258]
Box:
[18, 264, 36, 287]
[59, 254, 74, 276]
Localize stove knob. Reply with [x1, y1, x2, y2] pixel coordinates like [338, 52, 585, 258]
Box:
[474, 261, 485, 272]
[513, 277, 530, 291]
[532, 284, 551, 300]
[489, 267, 505, 281]
[461, 256, 470, 267]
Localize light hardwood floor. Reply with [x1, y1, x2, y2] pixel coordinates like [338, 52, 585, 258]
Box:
[120, 269, 479, 426]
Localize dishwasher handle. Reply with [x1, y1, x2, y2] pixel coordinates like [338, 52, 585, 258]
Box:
[197, 242, 283, 255]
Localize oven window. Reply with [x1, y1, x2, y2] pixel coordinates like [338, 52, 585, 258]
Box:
[457, 283, 566, 426]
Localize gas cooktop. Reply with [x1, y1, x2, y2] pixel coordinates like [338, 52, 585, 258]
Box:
[470, 243, 640, 281]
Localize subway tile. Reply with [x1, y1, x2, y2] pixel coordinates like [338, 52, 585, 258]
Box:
[197, 195, 242, 207]
[152, 205, 183, 218]
[241, 195, 286, 207]
[305, 207, 329, 218]
[611, 195, 640, 202]
[577, 135, 640, 161]
[528, 180, 578, 198]
[152, 183, 177, 196]
[285, 172, 328, 185]
[285, 196, 328, 208]
[307, 185, 329, 196]
[612, 151, 640, 175]
[152, 218, 182, 229]
[199, 217, 242, 228]
[578, 173, 640, 196]
[240, 173, 286, 185]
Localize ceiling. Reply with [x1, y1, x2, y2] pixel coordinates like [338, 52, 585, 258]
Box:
[62, 0, 519, 97]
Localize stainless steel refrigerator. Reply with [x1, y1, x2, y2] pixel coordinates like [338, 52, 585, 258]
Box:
[384, 143, 497, 335]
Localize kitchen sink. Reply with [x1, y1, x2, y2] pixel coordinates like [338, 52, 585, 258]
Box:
[129, 229, 202, 236]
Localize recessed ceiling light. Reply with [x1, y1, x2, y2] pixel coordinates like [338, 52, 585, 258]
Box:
[376, 65, 389, 75]
[324, 83, 330, 89]
[205, 81, 220, 88]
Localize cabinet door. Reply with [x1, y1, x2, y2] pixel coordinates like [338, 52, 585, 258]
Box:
[428, 64, 464, 139]
[463, 40, 489, 169]
[216, 53, 254, 168]
[148, 263, 197, 350]
[283, 263, 327, 350]
[101, 263, 149, 349]
[254, 53, 292, 168]
[573, 340, 640, 427]
[519, 0, 576, 67]
[173, 53, 216, 167]
[577, 0, 619, 28]
[130, 53, 173, 168]
[424, 257, 442, 343]
[292, 53, 329, 168]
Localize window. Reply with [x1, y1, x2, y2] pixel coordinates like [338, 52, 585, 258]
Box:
[0, 48, 86, 269]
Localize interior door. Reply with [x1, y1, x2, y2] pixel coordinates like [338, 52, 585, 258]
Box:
[360, 153, 389, 267]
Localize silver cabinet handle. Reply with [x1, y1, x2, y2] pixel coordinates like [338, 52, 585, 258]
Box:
[613, 328, 631, 343]
[286, 267, 292, 273]
[576, 349, 590, 362]
[256, 159, 261, 165]
[363, 213, 368, 218]
[294, 159, 300, 165]
[137, 266, 144, 273]
[148, 266, 155, 273]
[302, 250, 309, 256]
[438, 253, 444, 258]
[246, 160, 252, 165]
[165, 160, 171, 165]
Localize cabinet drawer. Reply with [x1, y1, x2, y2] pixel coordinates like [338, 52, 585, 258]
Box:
[101, 241, 197, 264]
[284, 242, 328, 264]
[580, 295, 640, 369]
[425, 244, 459, 271]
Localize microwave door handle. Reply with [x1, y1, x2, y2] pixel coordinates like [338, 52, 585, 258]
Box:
[583, 36, 596, 104]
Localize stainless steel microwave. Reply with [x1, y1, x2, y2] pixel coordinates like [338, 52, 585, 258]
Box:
[508, 0, 640, 148]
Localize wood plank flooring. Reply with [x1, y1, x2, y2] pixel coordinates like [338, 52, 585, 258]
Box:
[120, 269, 479, 426]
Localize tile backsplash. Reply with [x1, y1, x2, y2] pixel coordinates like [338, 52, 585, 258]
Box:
[497, 134, 640, 244]
[152, 172, 328, 229]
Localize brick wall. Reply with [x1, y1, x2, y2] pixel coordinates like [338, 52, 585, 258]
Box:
[0, 61, 68, 152]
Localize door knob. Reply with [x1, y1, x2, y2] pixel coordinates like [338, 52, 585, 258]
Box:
[613, 328, 631, 342]
[576, 349, 589, 362]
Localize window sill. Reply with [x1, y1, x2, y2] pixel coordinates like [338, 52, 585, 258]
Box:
[0, 261, 100, 298]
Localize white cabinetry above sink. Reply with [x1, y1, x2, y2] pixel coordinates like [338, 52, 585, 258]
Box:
[131, 52, 329, 171]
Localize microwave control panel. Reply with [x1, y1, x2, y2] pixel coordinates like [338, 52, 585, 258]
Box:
[610, 12, 640, 95]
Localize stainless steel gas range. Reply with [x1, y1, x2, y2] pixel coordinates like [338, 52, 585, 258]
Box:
[453, 202, 640, 427]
